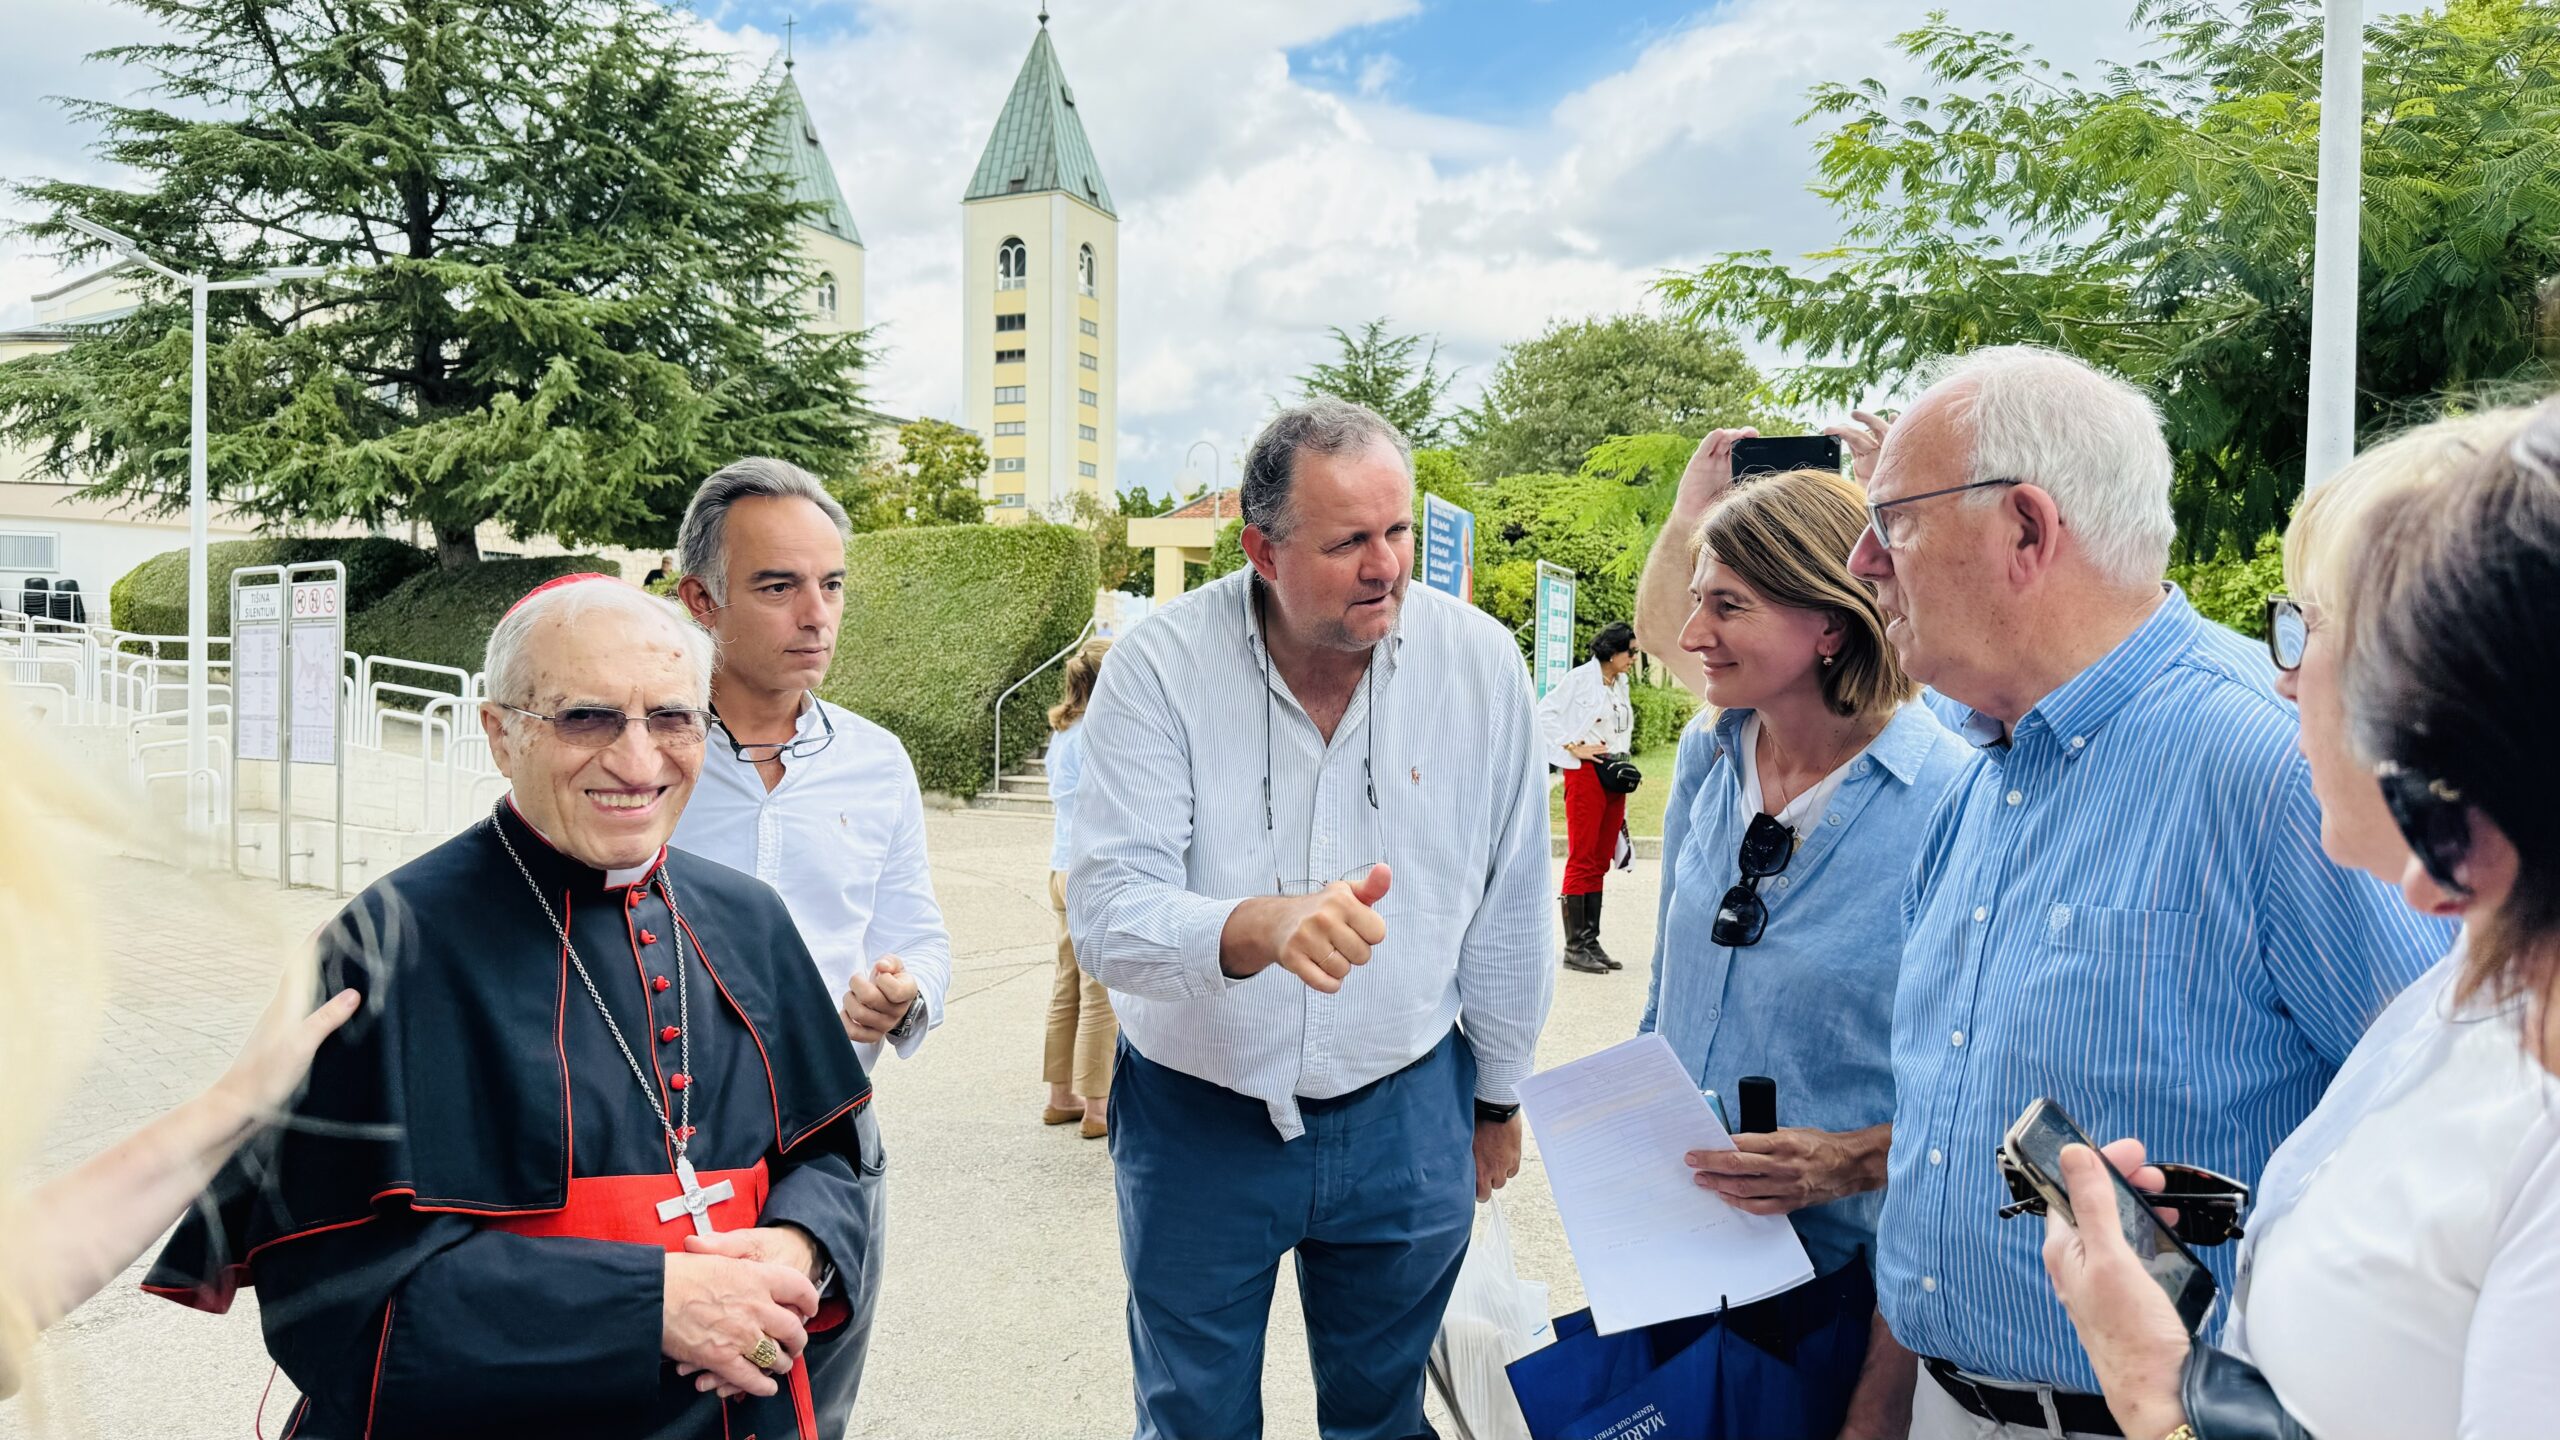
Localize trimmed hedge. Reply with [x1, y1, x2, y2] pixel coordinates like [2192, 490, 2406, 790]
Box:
[1629, 677, 1698, 754]
[109, 537, 436, 642]
[346, 555, 622, 690]
[826, 522, 1099, 797]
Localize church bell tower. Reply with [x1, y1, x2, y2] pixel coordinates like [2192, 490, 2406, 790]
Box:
[962, 7, 1117, 519]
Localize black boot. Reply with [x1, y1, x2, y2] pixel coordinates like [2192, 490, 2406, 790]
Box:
[1586, 889, 1623, 970]
[1561, 895, 1609, 973]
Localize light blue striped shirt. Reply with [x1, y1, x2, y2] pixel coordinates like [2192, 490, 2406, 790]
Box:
[1068, 570, 1556, 1138]
[1875, 587, 2454, 1390]
[1641, 699, 1970, 1276]
[1047, 720, 1085, 873]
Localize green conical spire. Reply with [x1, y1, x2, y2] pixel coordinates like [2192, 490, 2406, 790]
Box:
[963, 23, 1115, 217]
[761, 70, 862, 244]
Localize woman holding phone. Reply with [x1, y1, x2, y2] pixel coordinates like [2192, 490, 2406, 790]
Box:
[2043, 403, 2560, 1440]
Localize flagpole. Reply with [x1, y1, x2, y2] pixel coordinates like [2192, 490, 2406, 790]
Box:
[2303, 0, 2364, 490]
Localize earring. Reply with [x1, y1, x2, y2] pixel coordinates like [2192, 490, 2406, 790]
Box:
[1821, 655, 1835, 668]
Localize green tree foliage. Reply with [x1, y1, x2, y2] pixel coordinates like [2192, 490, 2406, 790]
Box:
[1460, 313, 1781, 478]
[1, 0, 874, 569]
[1657, 0, 2560, 558]
[857, 419, 988, 529]
[1296, 317, 1459, 446]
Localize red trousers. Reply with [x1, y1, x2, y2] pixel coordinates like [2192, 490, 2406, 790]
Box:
[1561, 762, 1626, 896]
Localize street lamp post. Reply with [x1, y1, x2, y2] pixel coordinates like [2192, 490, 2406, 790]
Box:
[61, 215, 322, 830]
[1183, 440, 1220, 514]
[2304, 0, 2365, 490]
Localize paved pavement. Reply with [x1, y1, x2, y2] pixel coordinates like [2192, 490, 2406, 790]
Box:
[5, 808, 1662, 1439]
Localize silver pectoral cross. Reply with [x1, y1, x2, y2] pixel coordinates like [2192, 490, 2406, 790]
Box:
[656, 1156, 735, 1237]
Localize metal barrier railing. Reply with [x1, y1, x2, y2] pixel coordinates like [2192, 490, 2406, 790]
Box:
[985, 616, 1099, 800]
[4, 605, 507, 892]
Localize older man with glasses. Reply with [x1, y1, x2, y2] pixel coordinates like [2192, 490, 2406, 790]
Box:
[1069, 398, 1554, 1440]
[669, 457, 953, 1426]
[1844, 346, 2451, 1439]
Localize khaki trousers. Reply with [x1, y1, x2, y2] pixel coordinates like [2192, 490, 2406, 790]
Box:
[1045, 870, 1117, 1098]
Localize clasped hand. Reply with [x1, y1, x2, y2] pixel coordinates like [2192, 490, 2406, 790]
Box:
[663, 1227, 822, 1400]
[839, 954, 919, 1045]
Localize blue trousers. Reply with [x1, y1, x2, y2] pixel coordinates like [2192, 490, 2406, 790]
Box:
[1110, 1030, 1478, 1440]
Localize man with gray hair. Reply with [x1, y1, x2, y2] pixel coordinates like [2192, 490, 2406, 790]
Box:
[1849, 347, 2448, 1436]
[669, 457, 951, 1425]
[1070, 398, 1555, 1439]
[146, 574, 879, 1438]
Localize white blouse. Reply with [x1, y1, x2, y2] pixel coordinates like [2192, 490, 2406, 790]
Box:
[2232, 941, 2560, 1440]
[1535, 658, 1633, 769]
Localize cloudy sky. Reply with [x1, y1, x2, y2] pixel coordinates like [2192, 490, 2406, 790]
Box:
[0, 0, 2378, 496]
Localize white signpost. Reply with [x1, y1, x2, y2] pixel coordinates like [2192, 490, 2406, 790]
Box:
[228, 562, 346, 890]
[232, 582, 283, 763]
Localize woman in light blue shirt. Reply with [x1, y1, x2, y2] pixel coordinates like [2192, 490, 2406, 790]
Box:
[1638, 456, 1970, 1430]
[1042, 638, 1116, 1139]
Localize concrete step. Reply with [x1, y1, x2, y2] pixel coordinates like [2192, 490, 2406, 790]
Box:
[969, 793, 1056, 817]
[230, 808, 456, 890]
[1020, 754, 1046, 774]
[996, 773, 1050, 798]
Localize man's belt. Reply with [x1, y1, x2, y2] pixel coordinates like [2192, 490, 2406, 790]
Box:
[1924, 1357, 2122, 1436]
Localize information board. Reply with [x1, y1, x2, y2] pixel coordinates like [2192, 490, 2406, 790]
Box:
[233, 583, 283, 762]
[289, 578, 342, 760]
[1420, 493, 1475, 603]
[1534, 562, 1576, 699]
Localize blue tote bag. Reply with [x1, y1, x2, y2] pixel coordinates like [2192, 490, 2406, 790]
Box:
[1503, 1256, 1874, 1440]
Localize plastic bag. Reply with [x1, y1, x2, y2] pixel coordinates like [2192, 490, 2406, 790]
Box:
[1428, 1197, 1554, 1440]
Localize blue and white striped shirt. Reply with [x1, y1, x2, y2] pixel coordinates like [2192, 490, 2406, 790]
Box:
[1875, 588, 2454, 1391]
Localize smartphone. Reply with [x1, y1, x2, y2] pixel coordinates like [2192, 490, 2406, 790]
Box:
[1737, 1075, 1777, 1135]
[1730, 434, 1845, 482]
[2000, 1098, 2218, 1334]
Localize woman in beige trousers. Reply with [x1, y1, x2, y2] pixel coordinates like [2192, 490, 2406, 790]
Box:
[1042, 639, 1115, 1139]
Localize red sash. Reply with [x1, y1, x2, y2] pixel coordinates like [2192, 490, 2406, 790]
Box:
[486, 1161, 826, 1440]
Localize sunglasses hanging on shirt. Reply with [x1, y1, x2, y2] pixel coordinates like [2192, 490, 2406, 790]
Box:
[1711, 812, 1795, 947]
[1257, 581, 1384, 896]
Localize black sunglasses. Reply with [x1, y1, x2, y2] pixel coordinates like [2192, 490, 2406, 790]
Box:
[2265, 595, 2309, 672]
[499, 703, 709, 748]
[2377, 759, 2474, 896]
[1996, 1152, 2253, 1248]
[1711, 813, 1795, 947]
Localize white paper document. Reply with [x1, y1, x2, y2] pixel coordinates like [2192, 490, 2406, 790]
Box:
[1518, 1033, 1815, 1335]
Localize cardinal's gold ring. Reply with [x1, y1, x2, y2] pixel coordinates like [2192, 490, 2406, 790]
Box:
[745, 1336, 782, 1371]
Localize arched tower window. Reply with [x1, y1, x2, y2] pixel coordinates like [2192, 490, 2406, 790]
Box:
[997, 238, 1027, 291]
[1078, 243, 1098, 298]
[815, 272, 838, 318]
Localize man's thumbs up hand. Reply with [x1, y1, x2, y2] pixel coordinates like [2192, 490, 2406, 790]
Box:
[1220, 864, 1392, 994]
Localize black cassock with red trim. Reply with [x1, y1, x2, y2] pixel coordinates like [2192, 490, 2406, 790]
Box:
[146, 801, 876, 1440]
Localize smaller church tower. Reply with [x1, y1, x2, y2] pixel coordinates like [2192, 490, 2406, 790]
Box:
[962, 7, 1117, 518]
[761, 49, 865, 338]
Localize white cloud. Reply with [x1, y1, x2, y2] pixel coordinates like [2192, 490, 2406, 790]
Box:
[2, 0, 2429, 492]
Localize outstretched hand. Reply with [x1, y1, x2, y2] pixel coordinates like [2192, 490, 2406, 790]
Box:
[210, 972, 361, 1124]
[1222, 864, 1393, 993]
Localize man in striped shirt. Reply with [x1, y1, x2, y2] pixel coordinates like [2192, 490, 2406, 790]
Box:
[1849, 347, 2451, 1439]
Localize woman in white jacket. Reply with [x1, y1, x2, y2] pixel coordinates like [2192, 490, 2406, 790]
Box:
[1539, 621, 1638, 973]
